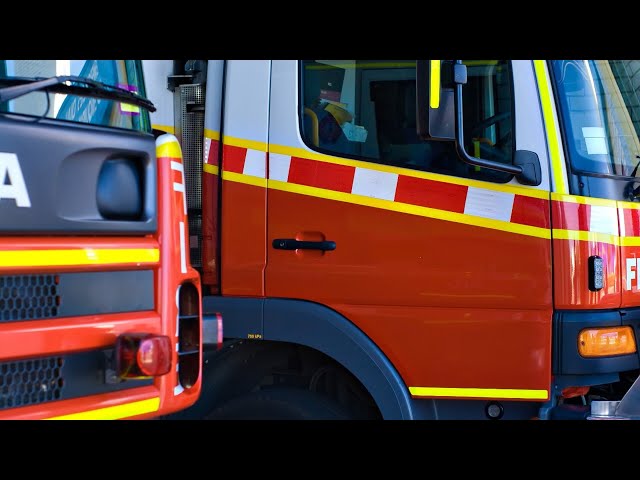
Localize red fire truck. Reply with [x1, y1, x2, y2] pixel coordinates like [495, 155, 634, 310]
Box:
[0, 60, 205, 419]
[144, 59, 640, 420]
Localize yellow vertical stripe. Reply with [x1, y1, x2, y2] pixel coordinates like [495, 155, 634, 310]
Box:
[430, 60, 441, 109]
[534, 60, 567, 194]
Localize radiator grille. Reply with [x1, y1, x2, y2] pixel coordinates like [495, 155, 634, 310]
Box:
[0, 356, 63, 410]
[0, 275, 59, 322]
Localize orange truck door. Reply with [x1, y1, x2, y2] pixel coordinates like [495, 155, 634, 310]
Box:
[265, 60, 554, 402]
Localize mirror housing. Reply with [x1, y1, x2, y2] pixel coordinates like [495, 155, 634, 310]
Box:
[513, 150, 542, 186]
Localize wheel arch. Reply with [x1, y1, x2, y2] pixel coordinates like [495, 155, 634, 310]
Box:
[204, 296, 416, 419]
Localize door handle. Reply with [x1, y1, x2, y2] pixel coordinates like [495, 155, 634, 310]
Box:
[272, 239, 336, 251]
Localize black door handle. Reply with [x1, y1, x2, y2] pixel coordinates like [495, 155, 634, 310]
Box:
[272, 239, 336, 251]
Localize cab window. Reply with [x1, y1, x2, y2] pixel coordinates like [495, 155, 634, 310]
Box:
[299, 60, 514, 183]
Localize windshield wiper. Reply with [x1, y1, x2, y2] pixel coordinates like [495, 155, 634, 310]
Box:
[0, 75, 156, 112]
[630, 155, 640, 178]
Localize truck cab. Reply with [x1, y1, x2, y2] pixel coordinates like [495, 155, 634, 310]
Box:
[146, 59, 640, 420]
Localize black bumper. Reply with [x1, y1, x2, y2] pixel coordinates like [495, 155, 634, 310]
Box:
[553, 308, 640, 375]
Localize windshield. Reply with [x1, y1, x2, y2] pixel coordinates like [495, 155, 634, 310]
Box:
[551, 60, 640, 177]
[0, 60, 151, 134]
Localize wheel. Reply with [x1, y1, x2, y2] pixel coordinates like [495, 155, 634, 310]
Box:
[205, 387, 352, 420]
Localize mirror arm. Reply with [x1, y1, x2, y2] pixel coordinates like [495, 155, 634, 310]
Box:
[453, 61, 523, 176]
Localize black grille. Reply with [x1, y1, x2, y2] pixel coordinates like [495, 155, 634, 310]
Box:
[0, 349, 152, 413]
[0, 271, 153, 324]
[174, 83, 204, 270]
[0, 275, 59, 322]
[188, 213, 202, 268]
[174, 84, 204, 211]
[0, 356, 63, 410]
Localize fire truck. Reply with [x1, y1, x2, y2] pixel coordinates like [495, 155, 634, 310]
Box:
[141, 59, 640, 420]
[0, 60, 204, 419]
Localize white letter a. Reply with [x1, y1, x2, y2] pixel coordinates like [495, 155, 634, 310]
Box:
[0, 153, 31, 208]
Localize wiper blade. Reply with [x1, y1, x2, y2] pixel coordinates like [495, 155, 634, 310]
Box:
[631, 155, 640, 178]
[0, 75, 156, 112]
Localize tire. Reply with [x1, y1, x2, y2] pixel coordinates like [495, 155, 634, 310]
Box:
[206, 387, 352, 420]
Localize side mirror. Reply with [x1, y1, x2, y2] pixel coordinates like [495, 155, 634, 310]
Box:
[416, 60, 542, 187]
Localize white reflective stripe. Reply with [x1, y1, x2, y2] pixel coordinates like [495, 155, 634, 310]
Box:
[589, 205, 618, 235]
[170, 160, 187, 215]
[203, 137, 212, 164]
[179, 221, 187, 274]
[269, 153, 292, 182]
[619, 208, 626, 237]
[464, 187, 515, 222]
[351, 167, 399, 201]
[243, 149, 266, 178]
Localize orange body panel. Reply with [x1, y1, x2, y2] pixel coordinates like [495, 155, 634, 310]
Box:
[552, 238, 620, 309]
[620, 206, 640, 308]
[338, 304, 551, 392]
[551, 198, 622, 309]
[220, 143, 266, 297]
[202, 137, 220, 290]
[265, 188, 553, 394]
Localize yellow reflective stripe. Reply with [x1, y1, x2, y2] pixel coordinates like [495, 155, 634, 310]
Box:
[269, 144, 550, 200]
[46, 397, 160, 420]
[0, 248, 159, 267]
[223, 171, 267, 188]
[152, 124, 175, 134]
[204, 129, 220, 141]
[223, 135, 267, 152]
[409, 386, 548, 400]
[430, 60, 441, 109]
[620, 236, 640, 247]
[553, 229, 619, 246]
[203, 163, 219, 175]
[269, 179, 551, 239]
[534, 60, 567, 195]
[551, 192, 617, 207]
[619, 201, 640, 210]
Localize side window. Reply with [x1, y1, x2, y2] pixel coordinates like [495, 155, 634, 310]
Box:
[299, 60, 514, 183]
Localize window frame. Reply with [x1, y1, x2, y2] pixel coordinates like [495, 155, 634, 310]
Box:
[296, 59, 517, 184]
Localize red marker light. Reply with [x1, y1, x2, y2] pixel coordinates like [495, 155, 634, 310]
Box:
[117, 334, 171, 379]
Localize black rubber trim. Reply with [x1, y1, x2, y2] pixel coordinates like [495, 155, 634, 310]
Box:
[553, 309, 640, 375]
